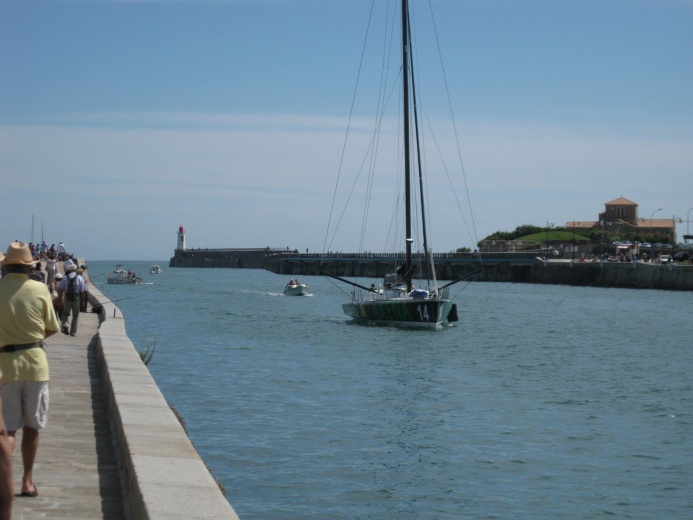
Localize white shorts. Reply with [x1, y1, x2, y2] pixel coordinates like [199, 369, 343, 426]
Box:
[1, 381, 49, 431]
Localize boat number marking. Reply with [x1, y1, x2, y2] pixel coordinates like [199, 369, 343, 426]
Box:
[416, 305, 430, 321]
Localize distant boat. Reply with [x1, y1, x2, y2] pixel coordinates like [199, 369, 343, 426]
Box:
[107, 264, 142, 284]
[150, 265, 163, 275]
[324, 0, 481, 328]
[283, 280, 308, 296]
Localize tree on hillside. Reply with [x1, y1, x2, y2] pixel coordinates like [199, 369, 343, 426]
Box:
[482, 224, 544, 242]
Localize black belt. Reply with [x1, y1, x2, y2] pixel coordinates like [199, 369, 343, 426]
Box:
[0, 342, 43, 353]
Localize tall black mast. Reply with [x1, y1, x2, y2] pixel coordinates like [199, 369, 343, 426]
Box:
[402, 0, 413, 292]
[408, 12, 431, 284]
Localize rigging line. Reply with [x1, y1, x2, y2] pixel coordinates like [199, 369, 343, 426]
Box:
[326, 66, 403, 253]
[406, 4, 440, 258]
[384, 84, 404, 256]
[326, 78, 398, 253]
[360, 0, 395, 253]
[427, 0, 480, 248]
[322, 273, 356, 298]
[425, 115, 476, 254]
[451, 271, 483, 300]
[407, 9, 434, 286]
[382, 0, 403, 259]
[323, 0, 376, 255]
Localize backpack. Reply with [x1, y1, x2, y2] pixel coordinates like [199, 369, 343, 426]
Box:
[66, 274, 78, 301]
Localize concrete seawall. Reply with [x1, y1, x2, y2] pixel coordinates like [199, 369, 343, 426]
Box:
[88, 283, 240, 519]
[264, 255, 693, 291]
[169, 247, 290, 269]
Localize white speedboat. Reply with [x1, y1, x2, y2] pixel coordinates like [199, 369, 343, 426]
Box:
[150, 265, 163, 274]
[283, 281, 308, 296]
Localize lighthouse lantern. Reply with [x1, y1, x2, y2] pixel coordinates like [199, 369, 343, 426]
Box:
[177, 225, 186, 251]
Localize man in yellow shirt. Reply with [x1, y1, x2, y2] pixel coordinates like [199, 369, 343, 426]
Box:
[0, 242, 59, 499]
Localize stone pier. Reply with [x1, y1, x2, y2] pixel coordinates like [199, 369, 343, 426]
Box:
[8, 276, 239, 519]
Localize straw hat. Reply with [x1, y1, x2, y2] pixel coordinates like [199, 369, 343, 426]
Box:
[1, 242, 36, 266]
[65, 260, 77, 272]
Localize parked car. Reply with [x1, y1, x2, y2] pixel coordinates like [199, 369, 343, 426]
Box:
[673, 252, 691, 262]
[660, 254, 672, 264]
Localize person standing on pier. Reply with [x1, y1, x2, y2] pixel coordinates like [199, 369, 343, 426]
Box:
[0, 242, 59, 499]
[46, 255, 57, 286]
[56, 241, 66, 261]
[58, 260, 86, 336]
[0, 250, 13, 520]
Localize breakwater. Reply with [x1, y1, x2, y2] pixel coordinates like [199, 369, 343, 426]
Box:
[168, 249, 693, 291]
[169, 247, 291, 268]
[88, 284, 240, 519]
[263, 252, 693, 291]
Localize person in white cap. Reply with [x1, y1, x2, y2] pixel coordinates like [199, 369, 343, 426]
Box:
[0, 242, 59, 499]
[57, 260, 87, 336]
[55, 241, 66, 261]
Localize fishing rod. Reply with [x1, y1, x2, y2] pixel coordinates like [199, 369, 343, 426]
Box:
[98, 295, 142, 305]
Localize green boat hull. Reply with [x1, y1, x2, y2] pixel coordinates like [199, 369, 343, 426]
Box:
[342, 298, 458, 328]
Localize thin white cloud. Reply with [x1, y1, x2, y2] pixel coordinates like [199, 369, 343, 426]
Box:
[2, 112, 691, 259]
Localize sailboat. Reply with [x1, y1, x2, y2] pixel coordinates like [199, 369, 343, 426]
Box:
[324, 0, 481, 329]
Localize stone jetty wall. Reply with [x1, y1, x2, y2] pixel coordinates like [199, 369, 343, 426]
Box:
[264, 256, 693, 291]
[87, 284, 240, 519]
[168, 248, 692, 291]
[169, 247, 291, 268]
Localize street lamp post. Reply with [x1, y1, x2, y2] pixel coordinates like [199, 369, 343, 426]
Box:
[601, 220, 606, 259]
[650, 208, 662, 261]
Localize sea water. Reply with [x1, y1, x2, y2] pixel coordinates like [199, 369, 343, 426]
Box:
[91, 261, 692, 519]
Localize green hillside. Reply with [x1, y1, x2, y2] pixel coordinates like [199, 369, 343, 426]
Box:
[516, 231, 591, 243]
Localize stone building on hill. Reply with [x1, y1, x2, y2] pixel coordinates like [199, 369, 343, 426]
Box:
[566, 197, 676, 244]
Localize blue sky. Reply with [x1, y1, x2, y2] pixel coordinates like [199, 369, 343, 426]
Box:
[1, 0, 692, 261]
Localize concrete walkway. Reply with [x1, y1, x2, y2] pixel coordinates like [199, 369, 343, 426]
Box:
[8, 265, 239, 519]
[10, 307, 125, 519]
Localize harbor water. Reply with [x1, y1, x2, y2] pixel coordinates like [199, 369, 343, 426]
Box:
[91, 261, 692, 519]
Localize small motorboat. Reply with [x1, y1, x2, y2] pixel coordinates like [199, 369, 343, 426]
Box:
[107, 264, 143, 284]
[150, 265, 163, 274]
[283, 280, 308, 296]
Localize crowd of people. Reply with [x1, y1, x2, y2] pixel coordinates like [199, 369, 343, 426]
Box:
[0, 240, 89, 518]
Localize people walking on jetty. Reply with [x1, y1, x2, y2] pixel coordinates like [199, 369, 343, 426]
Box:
[51, 273, 64, 319]
[29, 262, 45, 284]
[56, 241, 66, 261]
[76, 266, 89, 312]
[46, 256, 57, 285]
[0, 242, 60, 500]
[58, 260, 86, 336]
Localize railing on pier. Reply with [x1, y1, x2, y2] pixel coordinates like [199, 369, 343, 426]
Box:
[266, 251, 542, 264]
